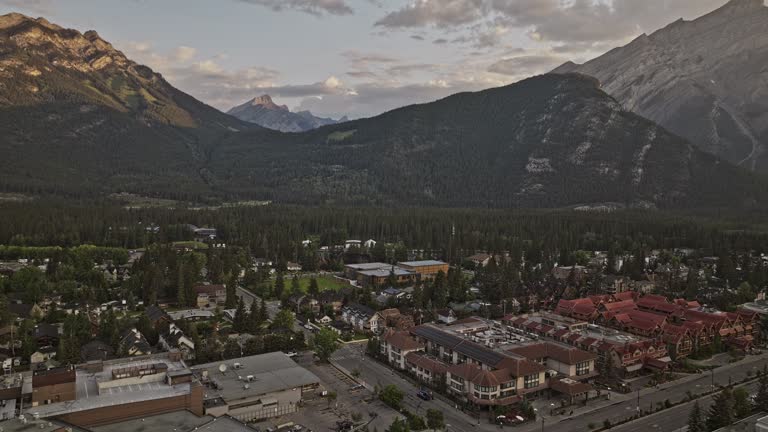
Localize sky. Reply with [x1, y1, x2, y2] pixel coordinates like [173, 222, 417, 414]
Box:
[0, 0, 734, 119]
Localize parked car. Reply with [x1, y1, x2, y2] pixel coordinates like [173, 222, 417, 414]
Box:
[417, 390, 432, 401]
[286, 351, 298, 357]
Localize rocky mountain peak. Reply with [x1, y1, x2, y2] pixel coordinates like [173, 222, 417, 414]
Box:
[552, 0, 768, 172]
[248, 94, 288, 111]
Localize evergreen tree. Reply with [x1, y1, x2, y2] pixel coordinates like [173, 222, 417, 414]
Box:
[386, 418, 410, 432]
[706, 387, 734, 431]
[274, 273, 285, 300]
[225, 273, 237, 309]
[308, 278, 320, 296]
[176, 259, 188, 307]
[688, 401, 704, 432]
[426, 409, 445, 431]
[432, 271, 448, 309]
[259, 299, 269, 323]
[733, 387, 752, 419]
[247, 302, 262, 333]
[233, 297, 247, 332]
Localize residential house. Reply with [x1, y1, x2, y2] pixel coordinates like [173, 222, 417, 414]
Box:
[341, 303, 384, 334]
[118, 329, 152, 357]
[318, 290, 345, 313]
[160, 324, 195, 361]
[145, 305, 171, 328]
[436, 309, 457, 325]
[286, 262, 302, 272]
[466, 253, 492, 268]
[30, 347, 57, 365]
[80, 340, 115, 362]
[9, 303, 44, 321]
[34, 324, 61, 347]
[194, 284, 227, 307]
[288, 294, 320, 314]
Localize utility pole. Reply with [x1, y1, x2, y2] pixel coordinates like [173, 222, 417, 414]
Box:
[636, 388, 641, 413]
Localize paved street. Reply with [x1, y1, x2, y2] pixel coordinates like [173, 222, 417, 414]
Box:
[333, 344, 768, 432]
[517, 353, 768, 432]
[333, 343, 491, 431]
[611, 381, 762, 432]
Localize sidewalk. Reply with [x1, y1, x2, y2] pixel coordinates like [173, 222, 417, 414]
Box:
[537, 351, 768, 425]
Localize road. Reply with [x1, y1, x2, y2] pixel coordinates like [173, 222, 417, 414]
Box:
[518, 354, 768, 432]
[333, 343, 490, 431]
[612, 381, 762, 432]
[334, 344, 768, 432]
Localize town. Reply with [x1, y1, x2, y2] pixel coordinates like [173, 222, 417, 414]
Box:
[0, 219, 766, 432]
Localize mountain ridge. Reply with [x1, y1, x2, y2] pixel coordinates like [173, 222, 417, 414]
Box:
[227, 94, 346, 132]
[0, 12, 765, 210]
[552, 0, 768, 171]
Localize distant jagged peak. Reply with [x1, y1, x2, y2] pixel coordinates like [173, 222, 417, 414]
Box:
[247, 94, 288, 111]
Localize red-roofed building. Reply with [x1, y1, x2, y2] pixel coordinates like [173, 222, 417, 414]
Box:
[663, 324, 694, 359]
[381, 329, 425, 370]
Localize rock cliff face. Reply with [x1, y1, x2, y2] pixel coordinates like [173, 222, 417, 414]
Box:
[553, 0, 768, 171]
[227, 95, 346, 132]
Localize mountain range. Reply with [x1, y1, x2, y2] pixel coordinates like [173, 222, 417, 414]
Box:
[553, 0, 768, 172]
[227, 95, 347, 133]
[0, 11, 765, 210]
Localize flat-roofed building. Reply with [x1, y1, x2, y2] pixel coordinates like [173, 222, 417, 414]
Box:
[397, 260, 449, 281]
[29, 353, 204, 428]
[191, 352, 320, 422]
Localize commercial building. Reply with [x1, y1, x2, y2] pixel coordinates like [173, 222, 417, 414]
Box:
[379, 323, 595, 409]
[344, 260, 450, 286]
[397, 260, 449, 281]
[27, 353, 203, 428]
[191, 352, 321, 422]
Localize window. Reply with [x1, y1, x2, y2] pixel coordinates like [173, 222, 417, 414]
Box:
[524, 374, 540, 389]
[475, 385, 497, 393]
[576, 361, 590, 376]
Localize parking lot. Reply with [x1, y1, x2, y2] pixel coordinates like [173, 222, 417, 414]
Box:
[253, 351, 396, 431]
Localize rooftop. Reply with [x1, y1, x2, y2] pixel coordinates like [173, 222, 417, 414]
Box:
[398, 260, 447, 267]
[92, 411, 253, 432]
[27, 355, 189, 419]
[192, 352, 320, 402]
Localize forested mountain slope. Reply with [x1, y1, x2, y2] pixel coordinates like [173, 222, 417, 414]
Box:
[0, 13, 765, 210]
[210, 73, 768, 209]
[0, 13, 253, 199]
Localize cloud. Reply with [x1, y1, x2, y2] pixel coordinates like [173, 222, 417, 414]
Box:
[487, 55, 566, 77]
[121, 42, 282, 109]
[235, 0, 354, 16]
[375, 0, 486, 28]
[173, 46, 197, 62]
[296, 80, 489, 119]
[375, 0, 731, 47]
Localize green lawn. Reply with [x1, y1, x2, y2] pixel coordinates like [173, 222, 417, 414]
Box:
[294, 276, 350, 293]
[171, 241, 209, 250]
